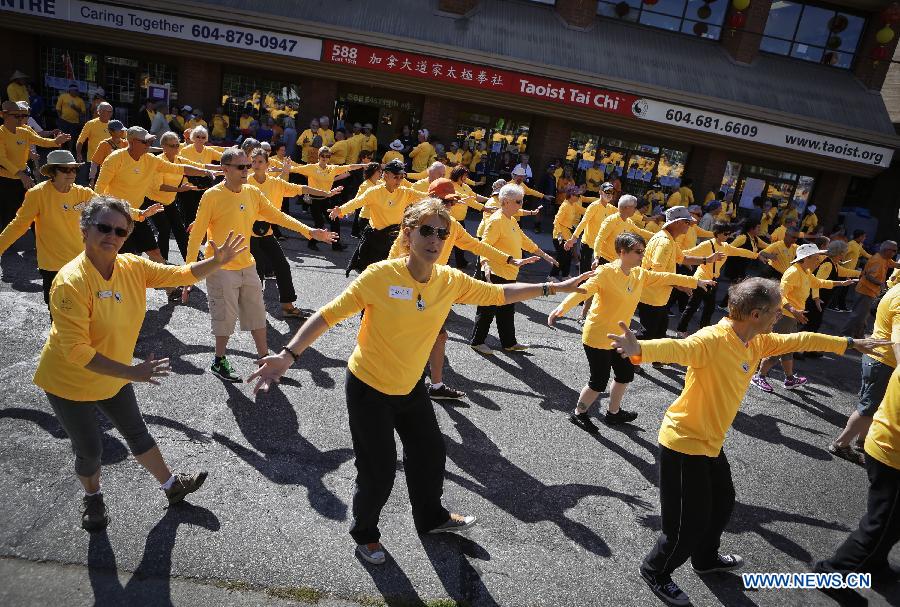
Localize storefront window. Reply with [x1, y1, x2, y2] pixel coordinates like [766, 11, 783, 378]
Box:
[760, 2, 865, 69]
[598, 0, 727, 41]
[335, 89, 422, 148]
[222, 73, 300, 122]
[454, 112, 530, 180]
[727, 160, 816, 214]
[720, 160, 742, 201]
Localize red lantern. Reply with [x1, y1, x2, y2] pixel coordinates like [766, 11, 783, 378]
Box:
[828, 15, 848, 33]
[826, 35, 842, 50]
[693, 22, 709, 36]
[871, 45, 890, 61]
[882, 2, 900, 25]
[729, 11, 747, 29]
[697, 5, 712, 19]
[643, 0, 659, 5]
[615, 1, 631, 17]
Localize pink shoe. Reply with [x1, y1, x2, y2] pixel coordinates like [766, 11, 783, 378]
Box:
[750, 374, 774, 393]
[783, 375, 808, 390]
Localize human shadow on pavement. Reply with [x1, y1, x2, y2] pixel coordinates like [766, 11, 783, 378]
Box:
[212, 381, 353, 521]
[0, 247, 41, 295]
[136, 306, 213, 376]
[421, 534, 501, 607]
[442, 406, 650, 557]
[731, 411, 830, 461]
[357, 549, 427, 607]
[87, 503, 220, 607]
[468, 350, 580, 412]
[590, 425, 660, 487]
[699, 572, 761, 607]
[773, 390, 847, 429]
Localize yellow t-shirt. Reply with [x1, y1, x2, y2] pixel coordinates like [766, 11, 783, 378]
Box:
[866, 365, 900, 471]
[759, 240, 797, 275]
[866, 284, 900, 368]
[7, 81, 28, 103]
[760, 208, 777, 234]
[248, 173, 310, 237]
[675, 225, 714, 250]
[801, 212, 818, 232]
[239, 116, 253, 131]
[410, 141, 435, 173]
[481, 210, 541, 280]
[293, 163, 350, 192]
[640, 229, 686, 306]
[553, 200, 585, 240]
[296, 129, 321, 163]
[56, 93, 86, 123]
[360, 134, 377, 153]
[382, 150, 404, 165]
[780, 264, 836, 319]
[94, 148, 185, 207]
[846, 240, 871, 269]
[572, 199, 616, 248]
[329, 139, 349, 165]
[857, 255, 891, 298]
[584, 168, 604, 192]
[666, 191, 682, 208]
[318, 128, 336, 147]
[0, 181, 93, 271]
[678, 186, 694, 206]
[387, 216, 509, 268]
[450, 181, 485, 221]
[446, 151, 463, 165]
[76, 118, 112, 159]
[33, 253, 197, 401]
[770, 225, 788, 242]
[90, 138, 127, 166]
[592, 213, 654, 262]
[683, 240, 756, 280]
[337, 184, 425, 230]
[0, 125, 58, 179]
[186, 182, 312, 270]
[211, 115, 230, 139]
[178, 144, 222, 165]
[559, 260, 697, 349]
[320, 258, 504, 395]
[184, 118, 208, 131]
[635, 319, 847, 457]
[346, 134, 364, 164]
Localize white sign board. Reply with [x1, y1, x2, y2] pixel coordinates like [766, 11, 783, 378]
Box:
[0, 0, 322, 60]
[630, 98, 894, 168]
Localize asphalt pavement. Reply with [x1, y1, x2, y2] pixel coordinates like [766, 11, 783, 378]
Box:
[0, 209, 897, 607]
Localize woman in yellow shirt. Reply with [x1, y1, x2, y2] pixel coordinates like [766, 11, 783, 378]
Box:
[248, 198, 588, 565]
[447, 165, 487, 269]
[35, 195, 245, 531]
[607, 277, 885, 606]
[551, 186, 585, 279]
[550, 232, 711, 434]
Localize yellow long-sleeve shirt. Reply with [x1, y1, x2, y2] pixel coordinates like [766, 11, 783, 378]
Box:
[329, 139, 349, 165]
[866, 365, 900, 471]
[0, 181, 93, 271]
[683, 240, 757, 280]
[337, 184, 425, 230]
[640, 229, 685, 306]
[510, 180, 545, 199]
[319, 258, 504, 395]
[33, 253, 197, 401]
[186, 182, 312, 270]
[148, 154, 205, 205]
[76, 118, 112, 160]
[760, 208, 777, 234]
[0, 125, 58, 179]
[410, 142, 435, 172]
[572, 199, 616, 249]
[475, 196, 527, 237]
[481, 210, 541, 280]
[676, 225, 714, 250]
[846, 240, 871, 269]
[634, 320, 848, 457]
[450, 181, 485, 221]
[867, 284, 900, 368]
[178, 144, 222, 165]
[780, 264, 836, 319]
[812, 259, 860, 298]
[559, 260, 697, 349]
[293, 163, 350, 192]
[760, 240, 797, 275]
[551, 200, 585, 241]
[346, 134, 363, 164]
[56, 93, 85, 123]
[592, 213, 654, 262]
[296, 129, 321, 163]
[249, 174, 311, 237]
[95, 148, 185, 207]
[388, 216, 510, 268]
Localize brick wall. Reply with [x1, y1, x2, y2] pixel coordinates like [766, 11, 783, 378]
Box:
[299, 77, 338, 127]
[0, 28, 38, 101]
[421, 95, 459, 145]
[853, 16, 900, 91]
[685, 146, 730, 204]
[812, 170, 851, 232]
[176, 58, 221, 116]
[526, 116, 572, 185]
[556, 0, 597, 30]
[438, 0, 479, 15]
[721, 0, 772, 64]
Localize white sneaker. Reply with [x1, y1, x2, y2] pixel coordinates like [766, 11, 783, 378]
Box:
[503, 343, 530, 352]
[471, 343, 494, 355]
[356, 543, 386, 565]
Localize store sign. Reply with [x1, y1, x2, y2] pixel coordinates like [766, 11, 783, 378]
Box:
[323, 40, 637, 117]
[0, 0, 321, 60]
[631, 99, 894, 168]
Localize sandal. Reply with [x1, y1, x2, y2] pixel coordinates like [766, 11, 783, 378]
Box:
[828, 443, 864, 465]
[281, 305, 307, 319]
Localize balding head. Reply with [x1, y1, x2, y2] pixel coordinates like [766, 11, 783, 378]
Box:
[427, 162, 445, 181]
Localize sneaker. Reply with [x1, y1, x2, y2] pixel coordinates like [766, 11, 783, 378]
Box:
[428, 384, 467, 400]
[81, 493, 109, 531]
[652, 362, 666, 370]
[783, 375, 808, 390]
[569, 412, 599, 434]
[604, 409, 638, 426]
[164, 471, 208, 506]
[210, 357, 241, 382]
[640, 566, 691, 607]
[675, 331, 688, 339]
[693, 553, 745, 574]
[471, 343, 494, 356]
[427, 513, 477, 534]
[750, 374, 774, 393]
[503, 343, 529, 352]
[356, 542, 386, 565]
[828, 442, 865, 465]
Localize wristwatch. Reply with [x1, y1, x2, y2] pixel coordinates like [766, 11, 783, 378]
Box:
[506, 255, 514, 265]
[846, 337, 855, 349]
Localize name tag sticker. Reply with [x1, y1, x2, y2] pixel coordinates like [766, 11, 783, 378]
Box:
[388, 286, 413, 300]
[97, 290, 113, 299]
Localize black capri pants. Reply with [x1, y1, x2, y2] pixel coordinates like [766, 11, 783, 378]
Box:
[45, 384, 156, 477]
[583, 344, 635, 392]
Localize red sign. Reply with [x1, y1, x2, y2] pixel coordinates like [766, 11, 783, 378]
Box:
[323, 40, 637, 116]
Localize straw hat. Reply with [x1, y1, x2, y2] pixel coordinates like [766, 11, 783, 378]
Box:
[40, 149, 83, 177]
[791, 243, 829, 264]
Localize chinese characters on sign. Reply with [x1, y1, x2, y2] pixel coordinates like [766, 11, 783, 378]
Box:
[323, 40, 637, 117]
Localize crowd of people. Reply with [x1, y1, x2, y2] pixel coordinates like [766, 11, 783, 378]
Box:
[1, 75, 899, 606]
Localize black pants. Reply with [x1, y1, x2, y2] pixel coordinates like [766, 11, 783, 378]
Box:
[832, 285, 850, 310]
[667, 265, 691, 313]
[149, 200, 189, 262]
[583, 344, 634, 392]
[452, 218, 468, 268]
[346, 371, 449, 544]
[638, 302, 669, 340]
[309, 195, 341, 243]
[805, 295, 825, 334]
[677, 282, 719, 332]
[39, 269, 57, 306]
[550, 237, 572, 278]
[121, 199, 159, 255]
[0, 176, 26, 232]
[471, 275, 516, 348]
[579, 244, 594, 274]
[176, 188, 204, 226]
[643, 445, 736, 576]
[250, 235, 295, 303]
[816, 454, 900, 575]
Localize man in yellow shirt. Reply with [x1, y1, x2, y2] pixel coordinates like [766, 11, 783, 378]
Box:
[409, 129, 435, 173]
[843, 240, 899, 338]
[75, 102, 113, 164]
[759, 229, 800, 278]
[55, 83, 86, 149]
[584, 160, 605, 197]
[345, 122, 364, 164]
[296, 118, 322, 164]
[329, 130, 350, 165]
[360, 123, 377, 156]
[7, 70, 29, 103]
[445, 141, 462, 166]
[551, 186, 585, 278]
[317, 115, 335, 147]
[591, 194, 654, 264]
[565, 182, 616, 272]
[210, 107, 230, 141]
[382, 139, 404, 165]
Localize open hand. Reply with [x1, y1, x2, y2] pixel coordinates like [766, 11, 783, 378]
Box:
[851, 338, 893, 356]
[246, 351, 293, 394]
[548, 305, 564, 327]
[564, 237, 576, 251]
[327, 206, 342, 221]
[328, 186, 344, 197]
[131, 353, 171, 385]
[312, 229, 339, 243]
[554, 271, 594, 294]
[511, 255, 540, 268]
[607, 321, 640, 359]
[142, 203, 164, 218]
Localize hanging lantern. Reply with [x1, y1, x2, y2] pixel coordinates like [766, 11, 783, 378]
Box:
[693, 21, 709, 36]
[729, 11, 747, 29]
[881, 2, 900, 26]
[828, 15, 848, 33]
[826, 35, 842, 50]
[615, 1, 631, 17]
[643, 0, 659, 5]
[875, 25, 896, 45]
[697, 5, 712, 19]
[871, 45, 890, 61]
[732, 0, 750, 11]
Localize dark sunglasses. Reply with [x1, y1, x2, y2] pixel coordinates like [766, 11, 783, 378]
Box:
[225, 163, 252, 170]
[418, 225, 451, 240]
[320, 154, 332, 158]
[94, 222, 129, 237]
[55, 166, 78, 174]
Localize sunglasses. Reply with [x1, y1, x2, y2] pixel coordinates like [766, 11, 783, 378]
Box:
[418, 225, 451, 240]
[55, 167, 78, 174]
[225, 163, 252, 170]
[94, 222, 129, 237]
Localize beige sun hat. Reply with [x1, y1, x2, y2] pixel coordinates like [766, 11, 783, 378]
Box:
[40, 149, 83, 177]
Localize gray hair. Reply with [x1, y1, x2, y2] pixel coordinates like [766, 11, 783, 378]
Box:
[260, 141, 272, 152]
[614, 232, 646, 254]
[618, 194, 638, 210]
[159, 131, 180, 147]
[80, 195, 134, 235]
[240, 138, 260, 153]
[97, 102, 112, 112]
[220, 146, 245, 166]
[498, 183, 524, 202]
[825, 240, 849, 257]
[880, 240, 898, 253]
[727, 277, 781, 321]
[428, 161, 445, 174]
[492, 178, 507, 193]
[190, 125, 208, 141]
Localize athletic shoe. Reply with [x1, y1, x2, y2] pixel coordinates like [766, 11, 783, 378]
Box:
[639, 566, 691, 606]
[427, 513, 477, 534]
[356, 543, 386, 565]
[750, 374, 774, 393]
[675, 331, 688, 339]
[81, 494, 109, 531]
[428, 384, 466, 400]
[504, 343, 530, 352]
[210, 357, 240, 382]
[164, 471, 208, 506]
[471, 343, 494, 356]
[604, 409, 638, 426]
[652, 362, 666, 370]
[783, 375, 808, 390]
[569, 412, 599, 434]
[692, 553, 745, 574]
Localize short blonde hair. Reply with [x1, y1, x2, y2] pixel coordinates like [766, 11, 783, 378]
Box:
[396, 198, 453, 255]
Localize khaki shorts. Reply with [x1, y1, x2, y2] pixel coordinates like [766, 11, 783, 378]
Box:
[206, 266, 266, 336]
